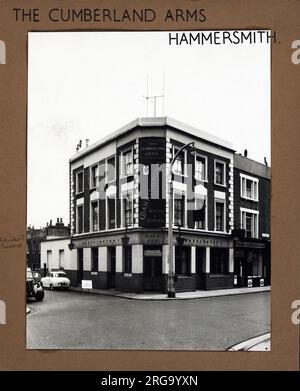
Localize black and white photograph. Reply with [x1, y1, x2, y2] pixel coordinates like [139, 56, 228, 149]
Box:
[26, 30, 271, 351]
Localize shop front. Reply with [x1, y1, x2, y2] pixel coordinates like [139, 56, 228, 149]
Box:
[233, 241, 270, 287]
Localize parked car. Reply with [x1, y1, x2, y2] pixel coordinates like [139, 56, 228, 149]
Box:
[26, 267, 45, 301]
[32, 271, 42, 283]
[41, 270, 70, 290]
[227, 332, 271, 351]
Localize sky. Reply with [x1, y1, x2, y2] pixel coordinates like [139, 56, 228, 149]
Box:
[27, 31, 271, 228]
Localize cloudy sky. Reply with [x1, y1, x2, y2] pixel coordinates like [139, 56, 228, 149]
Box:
[27, 31, 270, 228]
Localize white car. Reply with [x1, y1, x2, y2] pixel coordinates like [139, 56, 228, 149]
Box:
[41, 271, 70, 290]
[227, 332, 271, 351]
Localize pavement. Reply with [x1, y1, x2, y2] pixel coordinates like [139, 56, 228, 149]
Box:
[68, 285, 270, 300]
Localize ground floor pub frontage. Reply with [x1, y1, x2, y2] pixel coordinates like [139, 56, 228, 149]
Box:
[64, 230, 238, 293]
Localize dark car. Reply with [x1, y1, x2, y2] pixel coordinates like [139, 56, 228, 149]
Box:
[26, 267, 44, 301]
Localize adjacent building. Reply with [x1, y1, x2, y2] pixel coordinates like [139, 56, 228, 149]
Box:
[41, 117, 271, 293]
[28, 218, 70, 270]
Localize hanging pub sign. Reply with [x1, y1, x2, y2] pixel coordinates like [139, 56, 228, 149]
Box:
[139, 137, 166, 228]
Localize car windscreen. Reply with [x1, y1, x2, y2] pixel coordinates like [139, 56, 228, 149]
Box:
[56, 273, 66, 278]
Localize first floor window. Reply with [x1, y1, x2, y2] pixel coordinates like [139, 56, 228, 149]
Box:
[194, 196, 206, 230]
[215, 201, 225, 231]
[91, 201, 99, 231]
[107, 196, 116, 229]
[77, 205, 83, 233]
[241, 174, 259, 201]
[123, 246, 132, 274]
[175, 247, 191, 276]
[210, 249, 228, 274]
[241, 209, 259, 238]
[123, 193, 133, 227]
[174, 193, 185, 227]
[92, 247, 98, 272]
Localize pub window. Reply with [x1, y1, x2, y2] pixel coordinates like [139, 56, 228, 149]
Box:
[195, 155, 207, 181]
[173, 148, 185, 175]
[92, 247, 99, 272]
[107, 156, 116, 182]
[122, 149, 133, 177]
[174, 193, 185, 227]
[76, 205, 83, 234]
[240, 174, 259, 201]
[123, 246, 132, 274]
[241, 209, 259, 238]
[194, 196, 206, 230]
[90, 164, 99, 189]
[107, 196, 116, 229]
[76, 171, 84, 194]
[90, 201, 99, 232]
[214, 161, 225, 186]
[210, 249, 228, 274]
[122, 192, 133, 227]
[175, 247, 191, 276]
[215, 201, 225, 232]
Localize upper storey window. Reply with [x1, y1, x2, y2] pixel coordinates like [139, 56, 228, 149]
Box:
[76, 171, 84, 194]
[121, 149, 133, 177]
[240, 174, 259, 201]
[214, 161, 226, 186]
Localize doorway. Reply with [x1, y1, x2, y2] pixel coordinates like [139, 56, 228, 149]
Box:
[107, 247, 116, 289]
[143, 246, 163, 291]
[77, 248, 83, 286]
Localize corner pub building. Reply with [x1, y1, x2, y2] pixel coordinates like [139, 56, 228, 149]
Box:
[59, 117, 270, 293]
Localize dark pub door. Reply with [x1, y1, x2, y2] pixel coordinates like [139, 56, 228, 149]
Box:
[107, 247, 116, 289]
[77, 248, 83, 286]
[143, 247, 163, 291]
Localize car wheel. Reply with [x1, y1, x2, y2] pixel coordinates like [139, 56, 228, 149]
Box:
[35, 291, 44, 302]
[50, 284, 54, 291]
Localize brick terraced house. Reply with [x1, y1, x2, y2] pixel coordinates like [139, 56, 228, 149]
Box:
[41, 117, 271, 293]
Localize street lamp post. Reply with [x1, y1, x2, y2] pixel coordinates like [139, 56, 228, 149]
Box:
[167, 141, 195, 298]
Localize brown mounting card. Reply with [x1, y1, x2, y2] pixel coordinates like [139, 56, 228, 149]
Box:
[0, 0, 300, 371]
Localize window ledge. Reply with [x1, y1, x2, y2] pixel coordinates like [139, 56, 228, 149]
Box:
[241, 196, 259, 202]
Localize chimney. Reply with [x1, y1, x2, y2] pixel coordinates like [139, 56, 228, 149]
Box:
[244, 149, 248, 157]
[50, 219, 52, 226]
[60, 218, 63, 224]
[86, 139, 90, 148]
[57, 218, 59, 223]
[264, 157, 268, 166]
[76, 140, 82, 153]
